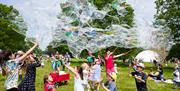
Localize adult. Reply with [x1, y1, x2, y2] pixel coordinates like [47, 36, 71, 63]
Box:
[104, 49, 128, 79]
[131, 63, 148, 91]
[4, 43, 38, 91]
[18, 53, 41, 91]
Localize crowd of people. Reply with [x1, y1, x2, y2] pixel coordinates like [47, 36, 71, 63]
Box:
[0, 44, 180, 91]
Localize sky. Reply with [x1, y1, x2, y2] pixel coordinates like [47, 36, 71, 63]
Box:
[0, 0, 156, 24]
[127, 0, 156, 24]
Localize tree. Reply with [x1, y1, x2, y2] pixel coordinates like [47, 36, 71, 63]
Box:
[0, 4, 26, 51]
[155, 0, 180, 59]
[155, 0, 180, 42]
[166, 43, 180, 60]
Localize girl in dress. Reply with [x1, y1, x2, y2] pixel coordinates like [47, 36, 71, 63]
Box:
[64, 64, 84, 91]
[81, 63, 90, 91]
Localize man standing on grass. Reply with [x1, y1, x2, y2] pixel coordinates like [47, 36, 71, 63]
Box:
[131, 63, 148, 91]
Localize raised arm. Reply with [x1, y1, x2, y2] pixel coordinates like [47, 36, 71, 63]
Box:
[114, 50, 131, 58]
[64, 64, 78, 76]
[18, 43, 38, 61]
[114, 53, 126, 59]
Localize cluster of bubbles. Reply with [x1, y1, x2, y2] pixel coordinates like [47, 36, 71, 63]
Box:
[53, 0, 138, 55]
[1, 0, 173, 56]
[53, 0, 172, 55]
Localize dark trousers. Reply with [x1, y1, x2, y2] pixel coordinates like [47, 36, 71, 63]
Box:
[7, 88, 18, 91]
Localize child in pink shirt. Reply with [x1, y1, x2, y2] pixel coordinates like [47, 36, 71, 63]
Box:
[44, 75, 54, 91]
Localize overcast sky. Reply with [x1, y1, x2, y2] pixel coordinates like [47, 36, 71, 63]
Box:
[0, 0, 156, 23]
[127, 0, 156, 24]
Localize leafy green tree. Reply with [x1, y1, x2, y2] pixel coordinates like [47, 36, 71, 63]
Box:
[155, 0, 180, 42]
[155, 0, 180, 59]
[166, 43, 180, 59]
[0, 4, 26, 51]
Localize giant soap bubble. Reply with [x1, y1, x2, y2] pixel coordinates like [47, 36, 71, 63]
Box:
[53, 0, 172, 56]
[1, 0, 173, 57]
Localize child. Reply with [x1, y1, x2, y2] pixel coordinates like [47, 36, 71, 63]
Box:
[87, 52, 95, 67]
[81, 63, 90, 91]
[131, 63, 148, 91]
[64, 64, 84, 91]
[104, 49, 128, 80]
[90, 59, 101, 91]
[44, 75, 54, 91]
[91, 59, 101, 82]
[102, 72, 118, 91]
[173, 66, 180, 89]
[52, 55, 61, 73]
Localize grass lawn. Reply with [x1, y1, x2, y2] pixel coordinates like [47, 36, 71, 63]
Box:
[0, 59, 180, 91]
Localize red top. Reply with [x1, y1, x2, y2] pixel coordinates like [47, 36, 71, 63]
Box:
[104, 54, 114, 69]
[44, 82, 53, 91]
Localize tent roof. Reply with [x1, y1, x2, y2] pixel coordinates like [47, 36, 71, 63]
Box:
[135, 50, 159, 62]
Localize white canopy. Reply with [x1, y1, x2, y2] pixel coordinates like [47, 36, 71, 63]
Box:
[135, 50, 160, 62]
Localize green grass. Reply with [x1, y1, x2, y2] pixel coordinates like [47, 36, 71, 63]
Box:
[0, 60, 180, 91]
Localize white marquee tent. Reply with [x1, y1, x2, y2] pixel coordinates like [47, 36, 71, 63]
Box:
[135, 50, 160, 62]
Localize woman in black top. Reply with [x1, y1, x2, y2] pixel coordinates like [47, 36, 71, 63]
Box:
[18, 54, 41, 91]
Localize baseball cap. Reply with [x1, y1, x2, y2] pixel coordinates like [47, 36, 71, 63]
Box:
[137, 63, 145, 68]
